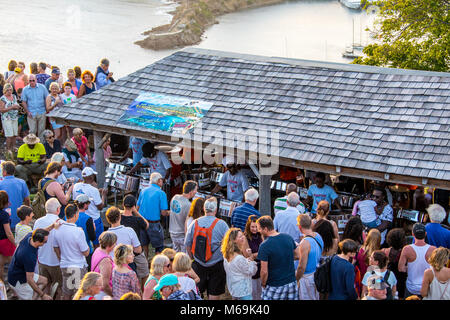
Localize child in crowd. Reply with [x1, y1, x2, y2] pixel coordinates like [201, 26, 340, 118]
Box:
[14, 205, 34, 245]
[60, 82, 77, 105]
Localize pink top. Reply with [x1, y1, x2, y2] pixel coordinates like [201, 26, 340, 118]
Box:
[91, 248, 115, 288]
[73, 135, 88, 157]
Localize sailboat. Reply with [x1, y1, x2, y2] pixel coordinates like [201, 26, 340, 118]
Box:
[342, 18, 364, 59]
[339, 0, 362, 10]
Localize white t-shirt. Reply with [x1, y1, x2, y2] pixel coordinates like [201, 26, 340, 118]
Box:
[72, 182, 102, 220]
[53, 222, 89, 268]
[140, 151, 172, 178]
[357, 200, 378, 224]
[33, 214, 60, 266]
[176, 275, 197, 293]
[107, 225, 141, 258]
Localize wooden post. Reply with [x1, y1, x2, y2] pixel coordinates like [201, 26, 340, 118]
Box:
[94, 130, 106, 189]
[259, 174, 272, 216]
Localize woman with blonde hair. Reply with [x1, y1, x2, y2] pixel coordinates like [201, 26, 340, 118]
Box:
[221, 227, 257, 300]
[73, 272, 103, 300]
[421, 247, 450, 300]
[0, 83, 20, 157]
[120, 292, 141, 300]
[111, 244, 141, 300]
[142, 254, 171, 300]
[172, 252, 200, 293]
[77, 70, 96, 98]
[4, 60, 17, 81]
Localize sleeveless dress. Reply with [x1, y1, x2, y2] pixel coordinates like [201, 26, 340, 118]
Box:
[49, 95, 64, 129]
[423, 268, 450, 300]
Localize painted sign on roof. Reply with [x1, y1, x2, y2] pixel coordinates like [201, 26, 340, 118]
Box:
[117, 92, 213, 134]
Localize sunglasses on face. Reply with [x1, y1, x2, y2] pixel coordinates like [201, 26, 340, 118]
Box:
[29, 80, 36, 82]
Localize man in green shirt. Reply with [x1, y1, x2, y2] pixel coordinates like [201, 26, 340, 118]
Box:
[15, 133, 47, 185]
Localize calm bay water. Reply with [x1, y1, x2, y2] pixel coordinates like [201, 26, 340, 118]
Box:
[0, 0, 374, 78]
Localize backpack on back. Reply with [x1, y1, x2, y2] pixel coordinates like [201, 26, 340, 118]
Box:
[32, 179, 54, 219]
[191, 218, 220, 263]
[314, 254, 335, 294]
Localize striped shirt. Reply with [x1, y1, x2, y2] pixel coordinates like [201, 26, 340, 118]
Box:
[273, 196, 305, 216]
[14, 223, 32, 246]
[231, 203, 261, 231]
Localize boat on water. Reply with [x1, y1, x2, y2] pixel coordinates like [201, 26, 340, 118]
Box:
[342, 45, 363, 59]
[339, 0, 362, 10]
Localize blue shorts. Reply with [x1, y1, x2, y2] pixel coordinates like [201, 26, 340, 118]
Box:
[363, 219, 381, 229]
[93, 217, 104, 246]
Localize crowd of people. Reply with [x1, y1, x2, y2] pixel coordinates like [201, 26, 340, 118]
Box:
[0, 60, 449, 301]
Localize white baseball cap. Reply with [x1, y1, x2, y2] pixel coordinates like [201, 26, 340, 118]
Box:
[82, 167, 98, 177]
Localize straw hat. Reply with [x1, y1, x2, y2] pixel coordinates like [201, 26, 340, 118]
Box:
[23, 133, 40, 145]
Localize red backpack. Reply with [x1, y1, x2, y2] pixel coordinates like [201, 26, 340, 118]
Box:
[191, 218, 220, 263]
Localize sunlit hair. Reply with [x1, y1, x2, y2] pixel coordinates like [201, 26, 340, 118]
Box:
[313, 219, 336, 254]
[105, 206, 121, 225]
[372, 250, 388, 269]
[161, 248, 176, 262]
[244, 215, 260, 241]
[81, 70, 95, 83]
[150, 254, 170, 276]
[73, 272, 102, 300]
[98, 231, 117, 250]
[73, 127, 84, 136]
[0, 190, 9, 209]
[316, 200, 330, 218]
[428, 247, 450, 272]
[3, 83, 13, 94]
[221, 228, 242, 262]
[67, 69, 75, 77]
[114, 244, 133, 266]
[362, 229, 381, 265]
[188, 198, 205, 219]
[338, 239, 358, 255]
[172, 252, 192, 273]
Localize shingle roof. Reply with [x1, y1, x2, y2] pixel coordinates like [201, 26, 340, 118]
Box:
[50, 48, 450, 182]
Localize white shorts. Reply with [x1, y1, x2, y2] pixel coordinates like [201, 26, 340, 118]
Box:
[11, 273, 39, 300]
[2, 119, 18, 137]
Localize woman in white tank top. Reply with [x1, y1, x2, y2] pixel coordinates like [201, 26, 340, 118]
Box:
[421, 247, 450, 300]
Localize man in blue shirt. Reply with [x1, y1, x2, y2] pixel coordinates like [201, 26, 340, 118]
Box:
[231, 188, 261, 231]
[120, 136, 147, 166]
[257, 216, 299, 300]
[95, 58, 114, 89]
[21, 74, 48, 141]
[136, 172, 169, 257]
[273, 192, 303, 244]
[0, 161, 30, 230]
[306, 172, 342, 214]
[425, 204, 450, 248]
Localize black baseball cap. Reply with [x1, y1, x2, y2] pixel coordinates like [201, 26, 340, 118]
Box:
[123, 195, 136, 208]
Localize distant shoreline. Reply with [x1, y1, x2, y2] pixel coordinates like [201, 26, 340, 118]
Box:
[135, 0, 287, 50]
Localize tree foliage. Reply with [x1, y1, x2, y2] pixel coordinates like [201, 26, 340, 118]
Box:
[353, 0, 449, 71]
